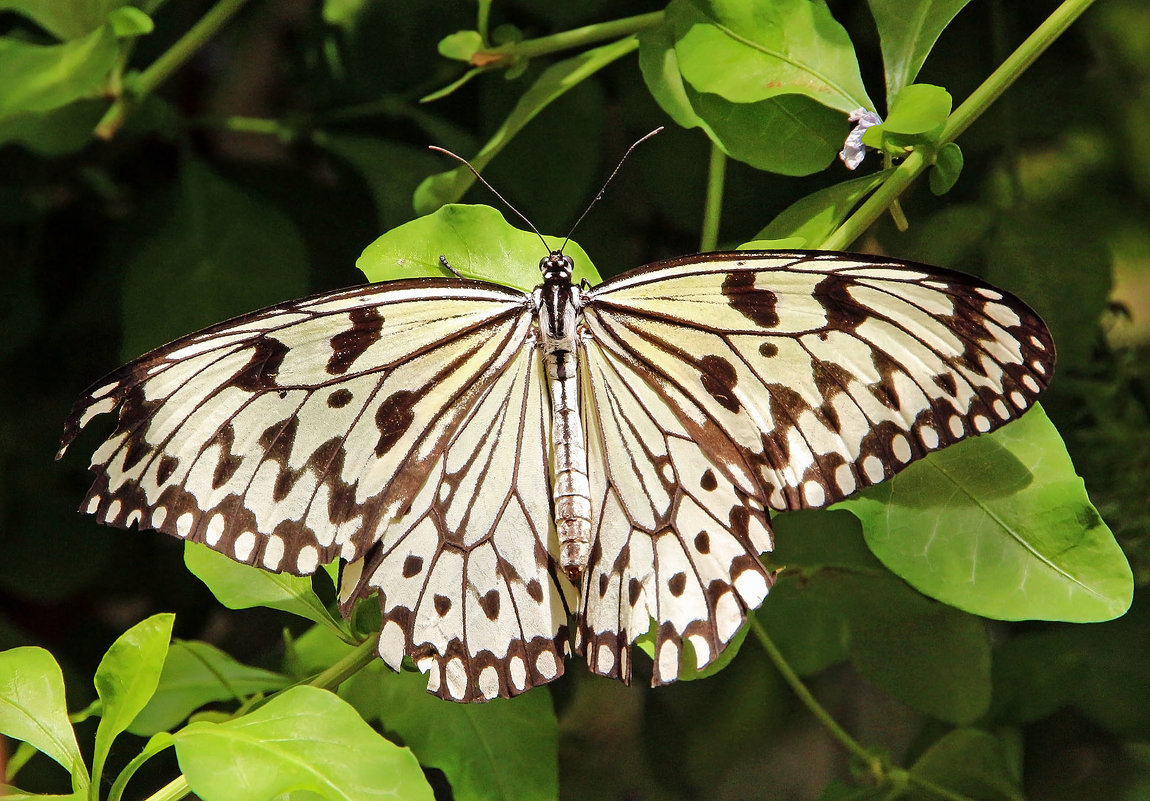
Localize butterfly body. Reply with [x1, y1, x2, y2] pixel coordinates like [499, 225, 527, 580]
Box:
[61, 249, 1054, 702]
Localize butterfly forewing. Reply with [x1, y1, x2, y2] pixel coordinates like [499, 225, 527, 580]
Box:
[584, 251, 1055, 513]
[61, 280, 533, 577]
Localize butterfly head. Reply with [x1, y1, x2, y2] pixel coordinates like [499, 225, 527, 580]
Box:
[539, 251, 574, 283]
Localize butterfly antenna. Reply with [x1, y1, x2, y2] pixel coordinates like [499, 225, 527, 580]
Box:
[428, 146, 552, 255]
[560, 126, 664, 252]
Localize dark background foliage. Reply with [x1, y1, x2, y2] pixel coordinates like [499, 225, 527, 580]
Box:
[1, 1, 1149, 799]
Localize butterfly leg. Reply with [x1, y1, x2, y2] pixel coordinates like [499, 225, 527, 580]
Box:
[439, 255, 465, 279]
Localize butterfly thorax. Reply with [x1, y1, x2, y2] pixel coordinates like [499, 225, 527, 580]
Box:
[536, 252, 592, 583]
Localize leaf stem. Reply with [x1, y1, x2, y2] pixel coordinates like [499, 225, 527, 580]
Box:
[96, 0, 255, 138]
[307, 637, 379, 692]
[819, 0, 1098, 251]
[747, 617, 879, 770]
[474, 11, 663, 64]
[700, 143, 727, 251]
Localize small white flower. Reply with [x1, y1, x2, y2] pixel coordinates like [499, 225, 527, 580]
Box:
[839, 108, 882, 170]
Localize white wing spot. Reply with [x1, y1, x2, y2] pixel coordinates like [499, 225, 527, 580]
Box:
[863, 454, 885, 483]
[715, 590, 742, 642]
[658, 639, 680, 681]
[834, 463, 856, 495]
[948, 416, 964, 438]
[993, 399, 1010, 420]
[478, 666, 500, 699]
[891, 434, 912, 463]
[176, 512, 194, 538]
[1010, 391, 1027, 409]
[975, 287, 1003, 300]
[535, 650, 559, 680]
[974, 415, 991, 433]
[205, 513, 226, 546]
[688, 634, 711, 669]
[378, 620, 405, 668]
[803, 481, 825, 507]
[597, 643, 615, 674]
[445, 658, 467, 700]
[1022, 374, 1040, 392]
[1030, 335, 1046, 350]
[106, 499, 122, 522]
[262, 535, 284, 570]
[125, 508, 142, 528]
[151, 506, 168, 528]
[296, 544, 319, 573]
[86, 495, 101, 514]
[733, 569, 768, 608]
[661, 463, 675, 483]
[233, 531, 256, 561]
[920, 425, 939, 450]
[91, 381, 119, 399]
[1032, 360, 1046, 375]
[420, 657, 442, 694]
[509, 656, 527, 691]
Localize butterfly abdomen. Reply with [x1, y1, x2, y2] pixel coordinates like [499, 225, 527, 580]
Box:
[537, 269, 593, 582]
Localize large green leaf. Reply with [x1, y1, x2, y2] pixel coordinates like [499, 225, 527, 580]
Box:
[174, 686, 433, 801]
[357, 203, 599, 290]
[184, 543, 349, 638]
[842, 406, 1133, 622]
[667, 0, 873, 112]
[294, 625, 560, 801]
[639, 16, 847, 176]
[129, 640, 291, 736]
[867, 0, 973, 102]
[907, 728, 1023, 801]
[92, 614, 174, 791]
[0, 647, 88, 793]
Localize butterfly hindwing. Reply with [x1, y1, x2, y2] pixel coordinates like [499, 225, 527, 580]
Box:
[341, 337, 578, 701]
[584, 251, 1055, 513]
[576, 336, 775, 685]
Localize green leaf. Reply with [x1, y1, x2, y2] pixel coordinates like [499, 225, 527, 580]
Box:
[867, 0, 973, 102]
[414, 36, 637, 213]
[374, 668, 559, 801]
[174, 686, 433, 801]
[107, 6, 153, 38]
[0, 0, 114, 40]
[0, 647, 88, 792]
[666, 0, 873, 112]
[929, 141, 963, 194]
[357, 204, 599, 291]
[119, 159, 310, 359]
[0, 25, 118, 123]
[841, 406, 1134, 623]
[184, 543, 348, 637]
[92, 614, 175, 791]
[438, 30, 484, 61]
[751, 169, 893, 246]
[861, 83, 951, 151]
[639, 19, 848, 176]
[129, 640, 291, 736]
[762, 511, 991, 723]
[907, 729, 1023, 801]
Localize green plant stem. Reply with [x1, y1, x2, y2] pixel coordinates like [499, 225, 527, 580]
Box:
[96, 0, 255, 138]
[819, 0, 1097, 251]
[142, 775, 189, 801]
[308, 637, 379, 692]
[905, 773, 980, 801]
[476, 10, 662, 63]
[700, 143, 727, 252]
[747, 617, 878, 770]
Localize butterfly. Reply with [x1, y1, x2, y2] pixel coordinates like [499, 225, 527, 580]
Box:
[59, 242, 1055, 702]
